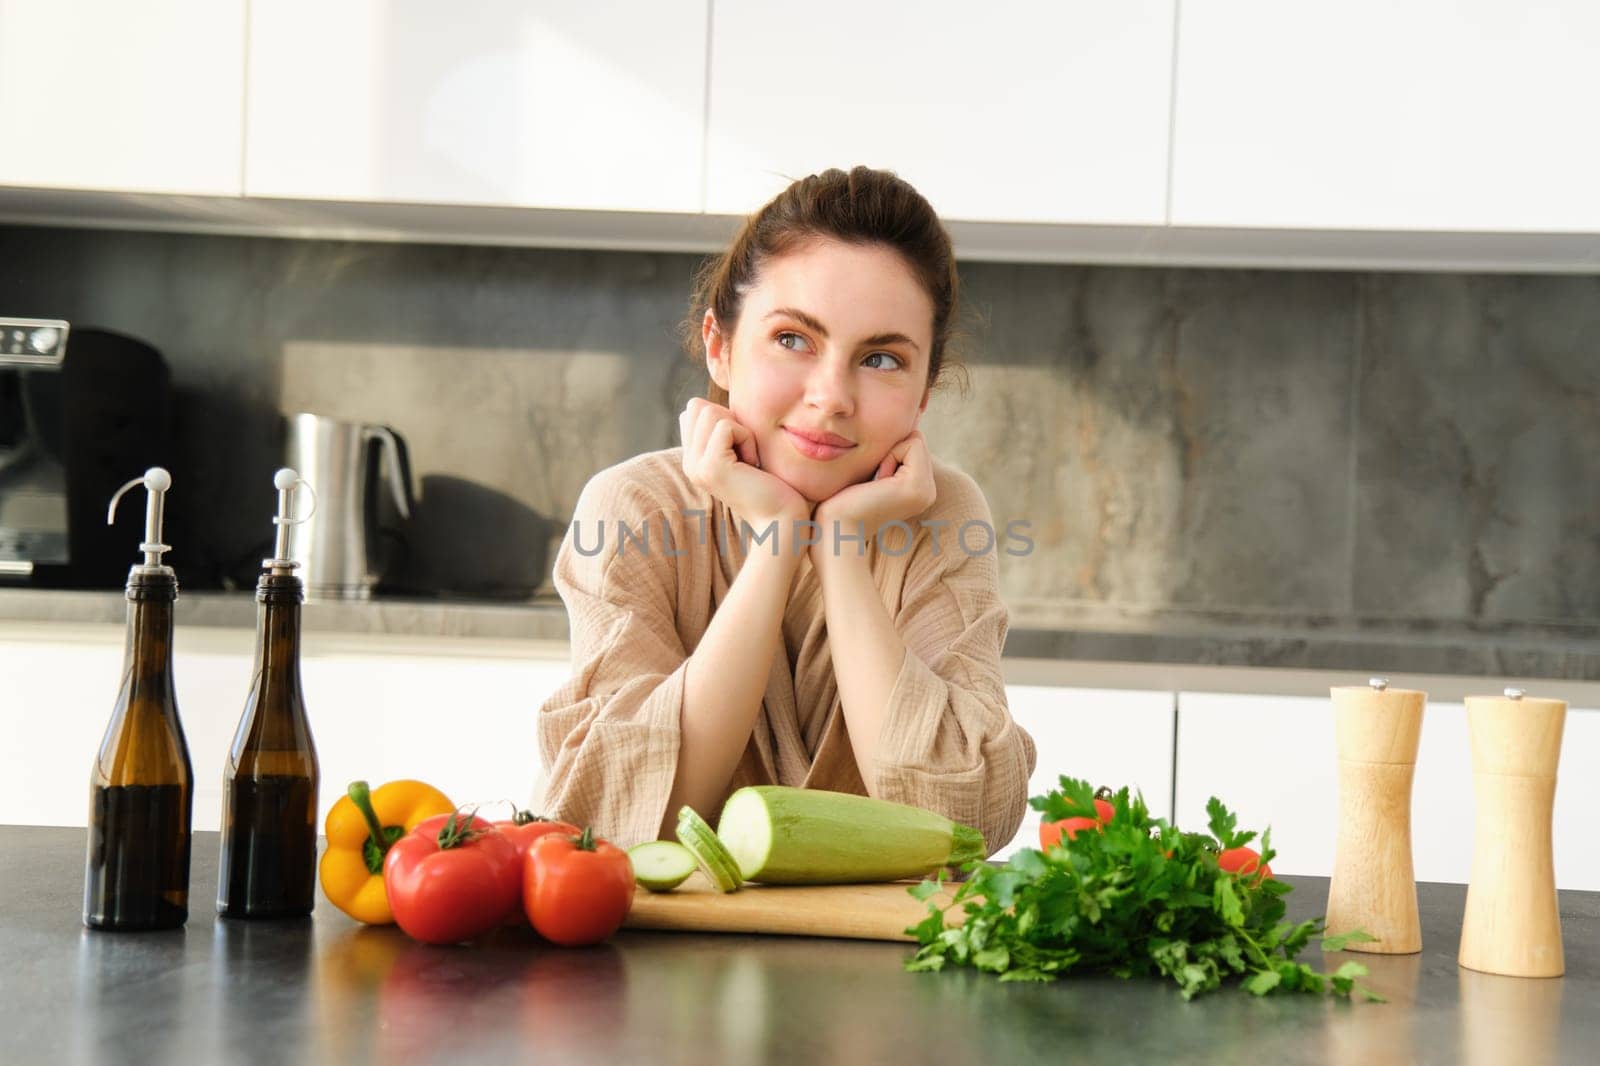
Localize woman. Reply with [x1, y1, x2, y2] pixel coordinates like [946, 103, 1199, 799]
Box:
[537, 166, 1036, 853]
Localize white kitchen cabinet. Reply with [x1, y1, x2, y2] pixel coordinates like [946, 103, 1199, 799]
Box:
[705, 0, 1175, 224]
[300, 652, 569, 826]
[1175, 692, 1338, 877]
[1552, 707, 1600, 893]
[0, 635, 125, 832]
[245, 0, 707, 213]
[1171, 1, 1600, 232]
[1422, 698, 1600, 894]
[993, 685, 1174, 861]
[0, 632, 253, 833]
[1176, 691, 1600, 891]
[0, 0, 245, 195]
[0, 624, 569, 832]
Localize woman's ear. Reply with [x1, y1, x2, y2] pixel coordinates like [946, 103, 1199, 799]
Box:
[703, 309, 731, 392]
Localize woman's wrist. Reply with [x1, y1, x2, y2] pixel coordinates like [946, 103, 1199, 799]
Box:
[808, 525, 874, 572]
[731, 517, 812, 572]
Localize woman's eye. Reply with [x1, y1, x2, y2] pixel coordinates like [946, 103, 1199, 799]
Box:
[863, 351, 903, 370]
[776, 331, 810, 352]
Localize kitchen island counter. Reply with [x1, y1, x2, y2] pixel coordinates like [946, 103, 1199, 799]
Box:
[4, 825, 1596, 1065]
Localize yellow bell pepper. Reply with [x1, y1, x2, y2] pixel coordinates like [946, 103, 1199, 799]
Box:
[320, 779, 455, 924]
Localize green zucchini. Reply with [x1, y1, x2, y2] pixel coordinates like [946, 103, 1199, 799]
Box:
[716, 785, 987, 884]
[675, 806, 743, 892]
[628, 840, 697, 892]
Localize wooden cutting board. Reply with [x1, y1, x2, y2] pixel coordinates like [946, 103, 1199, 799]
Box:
[622, 871, 966, 942]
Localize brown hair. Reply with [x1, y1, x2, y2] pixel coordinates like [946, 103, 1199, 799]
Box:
[680, 166, 967, 407]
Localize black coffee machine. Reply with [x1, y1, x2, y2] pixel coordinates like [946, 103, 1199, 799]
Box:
[0, 318, 172, 588]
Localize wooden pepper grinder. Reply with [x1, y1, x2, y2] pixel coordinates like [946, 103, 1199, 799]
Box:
[1325, 677, 1425, 953]
[1458, 686, 1566, 978]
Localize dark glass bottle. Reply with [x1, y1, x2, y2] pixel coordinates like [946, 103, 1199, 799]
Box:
[84, 471, 194, 932]
[218, 570, 320, 918]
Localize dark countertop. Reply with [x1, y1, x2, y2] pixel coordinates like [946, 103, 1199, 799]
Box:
[5, 826, 1597, 1065]
[5, 587, 1600, 680]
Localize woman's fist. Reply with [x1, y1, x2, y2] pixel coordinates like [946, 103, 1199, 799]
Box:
[678, 398, 810, 534]
[810, 430, 937, 564]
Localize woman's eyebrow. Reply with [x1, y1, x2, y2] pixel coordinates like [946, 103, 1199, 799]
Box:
[860, 330, 920, 353]
[765, 307, 921, 353]
[766, 307, 830, 337]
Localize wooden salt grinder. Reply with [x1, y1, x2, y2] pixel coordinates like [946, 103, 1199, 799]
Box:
[1458, 687, 1567, 978]
[1325, 678, 1425, 954]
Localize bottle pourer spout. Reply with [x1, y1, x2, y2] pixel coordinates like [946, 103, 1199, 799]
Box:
[107, 467, 173, 569]
[265, 467, 317, 574]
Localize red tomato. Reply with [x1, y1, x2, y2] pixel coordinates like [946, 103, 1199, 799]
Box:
[523, 827, 635, 947]
[494, 812, 582, 861]
[492, 813, 582, 927]
[1038, 797, 1115, 851]
[383, 812, 521, 944]
[1217, 846, 1274, 880]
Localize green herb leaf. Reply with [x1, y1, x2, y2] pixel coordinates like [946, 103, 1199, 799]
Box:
[1322, 929, 1379, 953]
[1029, 776, 1101, 822]
[1206, 796, 1256, 850]
[1245, 970, 1282, 995]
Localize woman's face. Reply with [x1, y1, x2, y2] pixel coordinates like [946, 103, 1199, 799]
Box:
[704, 239, 933, 505]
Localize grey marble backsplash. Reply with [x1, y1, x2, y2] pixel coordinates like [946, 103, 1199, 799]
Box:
[1, 225, 1595, 648]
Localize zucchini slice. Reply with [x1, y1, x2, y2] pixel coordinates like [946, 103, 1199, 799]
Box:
[675, 806, 743, 893]
[628, 840, 697, 892]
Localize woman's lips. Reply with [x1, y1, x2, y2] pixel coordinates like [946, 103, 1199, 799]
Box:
[784, 427, 854, 460]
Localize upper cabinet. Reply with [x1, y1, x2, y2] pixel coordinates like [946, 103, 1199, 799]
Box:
[1171, 1, 1600, 232]
[4, 2, 1596, 267]
[0, 0, 245, 195]
[705, 0, 1176, 224]
[245, 0, 708, 213]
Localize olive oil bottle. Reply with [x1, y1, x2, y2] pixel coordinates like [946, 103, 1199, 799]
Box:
[84, 467, 194, 931]
[217, 469, 321, 919]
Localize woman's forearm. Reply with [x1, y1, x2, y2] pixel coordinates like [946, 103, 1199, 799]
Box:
[812, 550, 907, 795]
[663, 539, 804, 835]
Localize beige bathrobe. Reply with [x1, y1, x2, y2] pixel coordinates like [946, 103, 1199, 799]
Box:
[536, 446, 1036, 852]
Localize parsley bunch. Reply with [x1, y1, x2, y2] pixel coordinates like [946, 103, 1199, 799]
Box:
[904, 777, 1382, 1001]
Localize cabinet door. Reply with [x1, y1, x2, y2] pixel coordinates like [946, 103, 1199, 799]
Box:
[0, 630, 253, 831]
[1173, 692, 1477, 882]
[1179, 693, 1600, 891]
[995, 685, 1174, 861]
[246, 0, 707, 212]
[1175, 692, 1338, 877]
[0, 0, 245, 194]
[1424, 701, 1600, 893]
[1172, 1, 1600, 232]
[706, 1, 1175, 224]
[1553, 708, 1600, 892]
[175, 646, 256, 834]
[301, 653, 572, 830]
[1407, 701, 1474, 886]
[0, 635, 123, 827]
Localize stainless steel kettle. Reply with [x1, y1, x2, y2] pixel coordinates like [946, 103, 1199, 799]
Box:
[284, 412, 413, 599]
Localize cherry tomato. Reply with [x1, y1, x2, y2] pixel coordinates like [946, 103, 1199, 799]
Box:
[1217, 845, 1274, 881]
[383, 812, 521, 944]
[1039, 797, 1115, 850]
[523, 827, 635, 947]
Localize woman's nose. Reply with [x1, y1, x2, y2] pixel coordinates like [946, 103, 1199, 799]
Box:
[804, 358, 854, 415]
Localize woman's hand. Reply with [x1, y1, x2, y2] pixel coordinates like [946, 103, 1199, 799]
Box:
[678, 398, 811, 531]
[811, 430, 937, 563]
